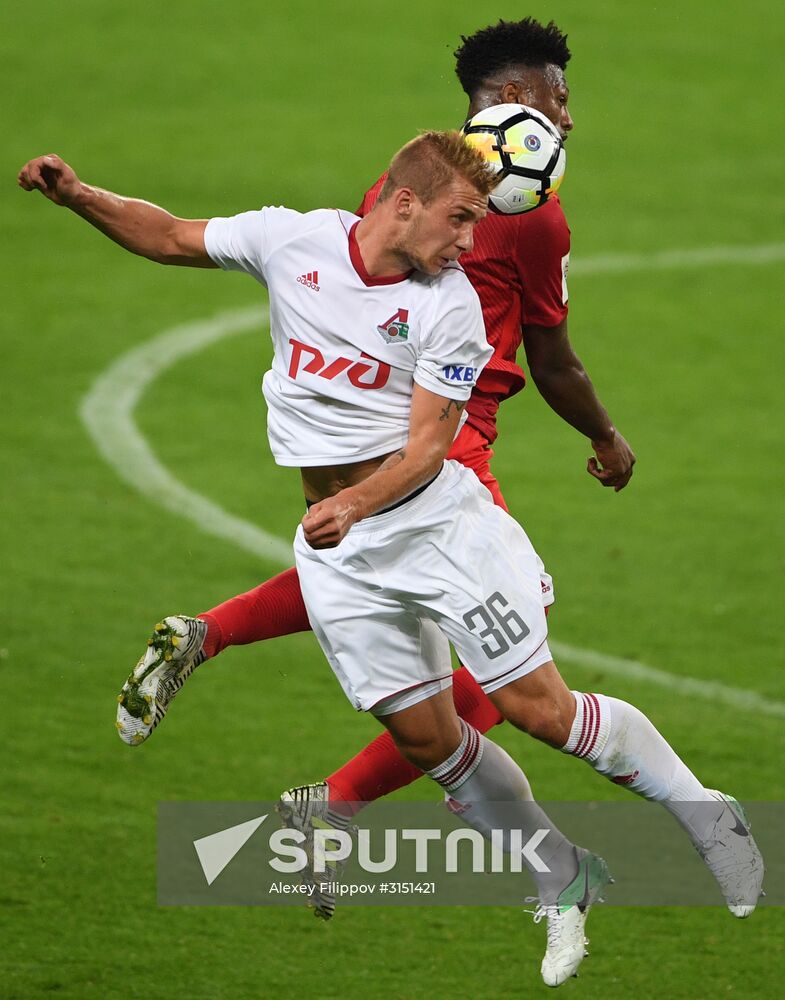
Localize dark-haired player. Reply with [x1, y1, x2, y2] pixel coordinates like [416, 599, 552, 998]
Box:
[103, 17, 764, 939]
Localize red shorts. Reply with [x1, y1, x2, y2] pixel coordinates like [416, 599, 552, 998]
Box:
[446, 423, 509, 512]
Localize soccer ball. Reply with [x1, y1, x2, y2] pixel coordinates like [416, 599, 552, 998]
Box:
[462, 103, 566, 214]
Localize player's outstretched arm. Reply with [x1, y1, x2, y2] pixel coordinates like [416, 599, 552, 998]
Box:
[523, 318, 636, 492]
[17, 154, 216, 268]
[301, 384, 464, 549]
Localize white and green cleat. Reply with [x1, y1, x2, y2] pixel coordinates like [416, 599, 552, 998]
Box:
[698, 790, 765, 918]
[277, 782, 352, 921]
[533, 850, 612, 988]
[115, 615, 208, 746]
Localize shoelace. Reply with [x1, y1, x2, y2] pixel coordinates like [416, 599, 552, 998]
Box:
[524, 897, 574, 951]
[523, 897, 558, 924]
[523, 895, 541, 915]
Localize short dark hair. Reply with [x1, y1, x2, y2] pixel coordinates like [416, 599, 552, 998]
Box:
[378, 130, 496, 205]
[454, 17, 571, 97]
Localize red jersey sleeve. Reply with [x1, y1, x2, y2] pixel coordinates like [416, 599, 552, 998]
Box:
[356, 172, 388, 217]
[515, 196, 571, 328]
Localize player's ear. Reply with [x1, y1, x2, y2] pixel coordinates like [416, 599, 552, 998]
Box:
[394, 187, 415, 219]
[500, 82, 521, 104]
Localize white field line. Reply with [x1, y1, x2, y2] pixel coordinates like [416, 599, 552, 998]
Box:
[548, 641, 785, 719]
[570, 241, 785, 275]
[79, 242, 785, 718]
[81, 304, 293, 567]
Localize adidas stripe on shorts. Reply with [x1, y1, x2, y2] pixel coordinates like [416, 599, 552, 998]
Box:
[294, 460, 555, 715]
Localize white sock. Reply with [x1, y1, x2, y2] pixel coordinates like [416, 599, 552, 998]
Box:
[563, 691, 724, 844]
[428, 721, 579, 902]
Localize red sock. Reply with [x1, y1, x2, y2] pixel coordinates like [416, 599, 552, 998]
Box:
[451, 666, 504, 731]
[326, 666, 504, 809]
[198, 567, 310, 658]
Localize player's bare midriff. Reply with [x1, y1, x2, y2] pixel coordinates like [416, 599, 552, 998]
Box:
[300, 451, 396, 504]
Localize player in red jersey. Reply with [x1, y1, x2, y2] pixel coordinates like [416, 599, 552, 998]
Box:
[89, 17, 761, 926]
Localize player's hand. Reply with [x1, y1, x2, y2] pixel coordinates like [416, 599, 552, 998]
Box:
[18, 154, 82, 207]
[587, 429, 636, 492]
[302, 493, 360, 549]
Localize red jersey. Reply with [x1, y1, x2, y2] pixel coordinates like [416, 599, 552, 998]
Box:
[357, 176, 570, 442]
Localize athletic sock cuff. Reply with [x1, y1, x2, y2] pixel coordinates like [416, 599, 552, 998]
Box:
[427, 720, 484, 793]
[562, 691, 611, 763]
[197, 613, 223, 659]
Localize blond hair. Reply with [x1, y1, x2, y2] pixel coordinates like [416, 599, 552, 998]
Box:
[378, 130, 496, 205]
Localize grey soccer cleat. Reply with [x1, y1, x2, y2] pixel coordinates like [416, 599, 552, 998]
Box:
[532, 849, 612, 988]
[697, 790, 765, 918]
[115, 615, 208, 746]
[277, 782, 352, 921]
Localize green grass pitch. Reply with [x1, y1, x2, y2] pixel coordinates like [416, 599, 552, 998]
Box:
[2, 1, 784, 996]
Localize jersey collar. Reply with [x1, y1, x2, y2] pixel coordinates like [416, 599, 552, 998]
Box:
[348, 221, 414, 286]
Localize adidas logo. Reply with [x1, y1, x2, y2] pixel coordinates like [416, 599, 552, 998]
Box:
[297, 270, 320, 291]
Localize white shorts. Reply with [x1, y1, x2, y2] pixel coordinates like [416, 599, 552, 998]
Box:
[294, 461, 554, 714]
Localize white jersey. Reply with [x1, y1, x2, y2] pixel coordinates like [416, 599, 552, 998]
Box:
[204, 207, 492, 466]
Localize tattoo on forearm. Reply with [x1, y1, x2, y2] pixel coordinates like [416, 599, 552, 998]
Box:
[377, 448, 406, 472]
[439, 399, 466, 422]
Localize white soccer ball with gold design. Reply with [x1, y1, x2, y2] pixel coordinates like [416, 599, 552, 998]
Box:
[463, 103, 566, 214]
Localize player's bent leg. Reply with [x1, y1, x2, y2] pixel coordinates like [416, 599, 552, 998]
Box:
[280, 669, 506, 919]
[381, 692, 609, 988]
[493, 675, 765, 915]
[198, 566, 310, 658]
[291, 467, 608, 978]
[326, 666, 504, 808]
[562, 691, 764, 915]
[115, 616, 207, 745]
[377, 685, 463, 771]
[277, 685, 461, 923]
[487, 659, 576, 748]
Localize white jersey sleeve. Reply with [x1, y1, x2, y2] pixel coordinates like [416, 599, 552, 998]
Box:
[414, 271, 492, 401]
[203, 206, 302, 285]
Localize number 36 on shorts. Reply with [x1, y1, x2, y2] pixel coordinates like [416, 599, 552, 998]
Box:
[463, 591, 530, 660]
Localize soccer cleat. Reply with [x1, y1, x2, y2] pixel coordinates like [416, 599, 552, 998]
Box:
[532, 850, 611, 988]
[115, 616, 208, 746]
[277, 782, 352, 921]
[697, 790, 765, 918]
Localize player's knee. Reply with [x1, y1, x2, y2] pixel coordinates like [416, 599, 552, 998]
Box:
[505, 694, 574, 748]
[393, 728, 461, 772]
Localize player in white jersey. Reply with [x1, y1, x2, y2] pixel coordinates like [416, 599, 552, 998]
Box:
[20, 134, 616, 986]
[19, 131, 763, 986]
